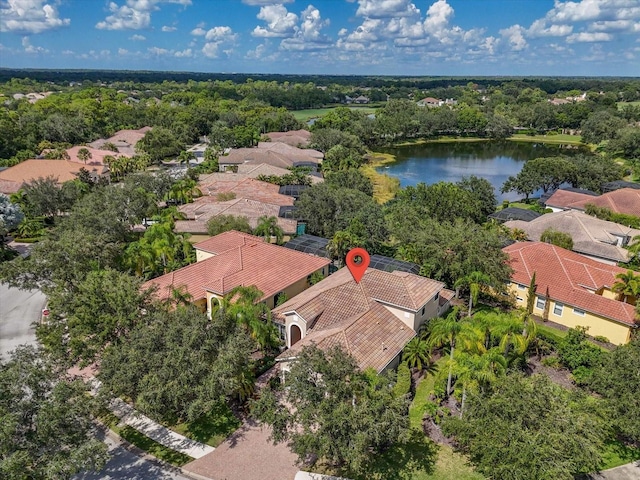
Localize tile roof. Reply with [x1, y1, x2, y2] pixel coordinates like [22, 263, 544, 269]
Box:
[273, 267, 445, 327]
[504, 210, 640, 263]
[503, 242, 636, 326]
[545, 189, 598, 209]
[65, 146, 128, 166]
[197, 178, 295, 206]
[175, 197, 297, 234]
[220, 142, 323, 168]
[265, 130, 312, 147]
[567, 188, 640, 218]
[281, 302, 416, 373]
[143, 230, 329, 303]
[0, 159, 106, 194]
[88, 127, 151, 156]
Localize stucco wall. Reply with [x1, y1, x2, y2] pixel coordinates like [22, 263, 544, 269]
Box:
[508, 283, 632, 345]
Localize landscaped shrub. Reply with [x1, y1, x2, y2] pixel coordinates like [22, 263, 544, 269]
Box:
[393, 362, 412, 398]
[558, 327, 604, 383]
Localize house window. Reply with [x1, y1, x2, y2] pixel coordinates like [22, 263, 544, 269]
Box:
[434, 292, 439, 301]
[573, 307, 585, 317]
[421, 306, 426, 316]
[553, 302, 564, 316]
[535, 297, 546, 310]
[516, 296, 524, 302]
[276, 323, 286, 341]
[516, 283, 526, 290]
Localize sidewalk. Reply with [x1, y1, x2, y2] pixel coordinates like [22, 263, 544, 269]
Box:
[109, 398, 215, 459]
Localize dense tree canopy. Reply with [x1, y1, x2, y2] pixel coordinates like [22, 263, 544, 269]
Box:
[252, 345, 410, 473]
[99, 306, 256, 424]
[0, 346, 108, 479]
[442, 373, 608, 480]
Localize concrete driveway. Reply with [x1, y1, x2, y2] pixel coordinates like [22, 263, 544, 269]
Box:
[0, 282, 46, 359]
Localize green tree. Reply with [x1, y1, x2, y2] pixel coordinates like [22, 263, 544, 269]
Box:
[253, 216, 284, 244]
[207, 214, 253, 236]
[325, 170, 373, 196]
[77, 147, 92, 164]
[456, 176, 497, 220]
[224, 285, 280, 351]
[0, 194, 23, 240]
[540, 227, 573, 250]
[590, 339, 640, 443]
[252, 345, 410, 473]
[326, 230, 362, 266]
[580, 110, 627, 145]
[136, 126, 183, 162]
[455, 271, 491, 317]
[99, 306, 255, 424]
[39, 269, 153, 366]
[502, 156, 577, 201]
[402, 337, 431, 372]
[0, 346, 108, 479]
[442, 373, 607, 480]
[612, 269, 640, 304]
[428, 309, 470, 396]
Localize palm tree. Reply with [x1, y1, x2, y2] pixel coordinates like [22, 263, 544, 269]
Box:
[454, 348, 507, 418]
[254, 216, 284, 245]
[428, 308, 481, 397]
[177, 150, 195, 170]
[455, 271, 491, 316]
[225, 286, 279, 351]
[77, 147, 92, 164]
[402, 337, 431, 371]
[612, 269, 640, 305]
[326, 230, 361, 266]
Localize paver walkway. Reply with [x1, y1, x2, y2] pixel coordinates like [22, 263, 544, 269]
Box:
[182, 417, 299, 480]
[110, 398, 215, 459]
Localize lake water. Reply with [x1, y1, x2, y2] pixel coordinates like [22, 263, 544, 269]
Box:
[376, 141, 588, 202]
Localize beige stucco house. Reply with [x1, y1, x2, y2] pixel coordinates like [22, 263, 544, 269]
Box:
[272, 267, 454, 373]
[143, 230, 330, 316]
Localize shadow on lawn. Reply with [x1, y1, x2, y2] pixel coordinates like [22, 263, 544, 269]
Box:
[342, 428, 439, 480]
[181, 402, 241, 446]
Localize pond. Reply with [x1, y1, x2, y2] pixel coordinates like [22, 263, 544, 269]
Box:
[376, 140, 589, 202]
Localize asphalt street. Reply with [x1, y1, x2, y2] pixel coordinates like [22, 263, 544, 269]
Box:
[0, 282, 46, 358]
[74, 428, 192, 480]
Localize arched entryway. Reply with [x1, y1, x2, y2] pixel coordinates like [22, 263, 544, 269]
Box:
[289, 324, 302, 346]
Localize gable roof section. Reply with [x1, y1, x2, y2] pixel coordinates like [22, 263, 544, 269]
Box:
[0, 159, 103, 194]
[198, 177, 295, 206]
[221, 142, 323, 168]
[273, 267, 445, 327]
[143, 231, 330, 303]
[567, 188, 640, 218]
[503, 242, 635, 325]
[504, 210, 640, 263]
[282, 301, 415, 372]
[545, 189, 598, 209]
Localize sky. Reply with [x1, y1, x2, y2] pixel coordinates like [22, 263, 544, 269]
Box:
[0, 0, 639, 76]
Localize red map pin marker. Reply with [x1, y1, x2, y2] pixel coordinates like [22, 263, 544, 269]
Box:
[345, 247, 370, 284]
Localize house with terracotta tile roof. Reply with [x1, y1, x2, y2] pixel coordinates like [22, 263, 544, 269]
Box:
[0, 159, 108, 194]
[504, 210, 640, 265]
[544, 187, 640, 218]
[265, 130, 311, 147]
[143, 230, 330, 315]
[174, 177, 298, 236]
[503, 242, 637, 345]
[272, 267, 454, 372]
[219, 142, 323, 172]
[88, 126, 151, 157]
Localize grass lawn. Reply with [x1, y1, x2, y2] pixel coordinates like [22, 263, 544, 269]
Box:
[361, 152, 401, 203]
[100, 411, 193, 467]
[169, 402, 241, 447]
[291, 105, 378, 121]
[600, 437, 640, 470]
[509, 133, 583, 145]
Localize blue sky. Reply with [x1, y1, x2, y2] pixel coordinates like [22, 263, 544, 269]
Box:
[0, 0, 639, 76]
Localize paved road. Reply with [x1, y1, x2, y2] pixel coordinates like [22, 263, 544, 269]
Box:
[0, 282, 46, 358]
[74, 429, 192, 480]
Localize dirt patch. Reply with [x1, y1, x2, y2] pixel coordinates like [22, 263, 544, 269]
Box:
[528, 356, 575, 390]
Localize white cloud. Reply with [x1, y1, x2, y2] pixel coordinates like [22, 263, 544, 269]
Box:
[202, 41, 219, 58]
[500, 25, 528, 51]
[252, 4, 298, 37]
[118, 47, 129, 55]
[161, 25, 176, 32]
[174, 48, 192, 57]
[21, 35, 47, 53]
[527, 19, 573, 37]
[148, 46, 170, 55]
[354, 0, 420, 19]
[130, 34, 146, 40]
[205, 26, 236, 41]
[281, 5, 331, 51]
[191, 27, 206, 36]
[566, 31, 613, 42]
[96, 0, 192, 31]
[1, 0, 70, 34]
